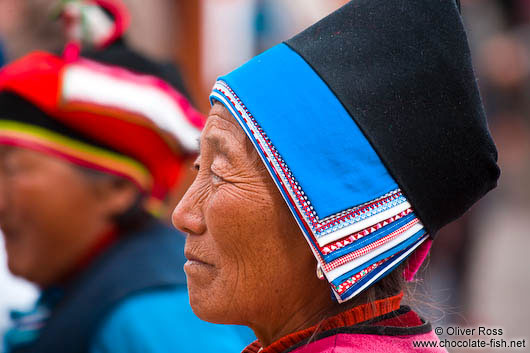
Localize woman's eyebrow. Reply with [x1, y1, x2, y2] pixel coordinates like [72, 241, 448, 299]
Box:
[204, 134, 232, 158]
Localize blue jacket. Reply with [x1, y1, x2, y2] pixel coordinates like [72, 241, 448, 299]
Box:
[7, 220, 253, 353]
[91, 286, 253, 353]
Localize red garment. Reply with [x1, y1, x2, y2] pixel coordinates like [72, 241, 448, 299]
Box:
[242, 293, 447, 353]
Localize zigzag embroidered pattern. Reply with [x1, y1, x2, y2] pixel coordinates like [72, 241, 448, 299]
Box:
[315, 194, 408, 237]
[318, 189, 400, 224]
[315, 191, 403, 233]
[321, 208, 413, 255]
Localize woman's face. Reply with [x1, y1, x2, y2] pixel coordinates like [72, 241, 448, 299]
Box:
[0, 146, 135, 287]
[172, 103, 329, 328]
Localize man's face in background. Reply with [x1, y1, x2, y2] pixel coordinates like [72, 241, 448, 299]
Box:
[0, 146, 133, 287]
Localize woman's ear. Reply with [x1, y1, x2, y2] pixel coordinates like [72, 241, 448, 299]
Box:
[90, 176, 140, 218]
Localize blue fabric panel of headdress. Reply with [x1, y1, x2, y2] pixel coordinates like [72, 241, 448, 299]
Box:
[219, 44, 398, 219]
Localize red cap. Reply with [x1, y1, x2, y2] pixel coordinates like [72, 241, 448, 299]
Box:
[0, 51, 203, 213]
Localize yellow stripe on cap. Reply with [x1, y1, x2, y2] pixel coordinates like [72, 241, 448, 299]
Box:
[0, 120, 152, 191]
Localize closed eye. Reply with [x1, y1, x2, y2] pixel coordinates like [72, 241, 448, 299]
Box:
[210, 164, 227, 185]
[210, 169, 224, 183]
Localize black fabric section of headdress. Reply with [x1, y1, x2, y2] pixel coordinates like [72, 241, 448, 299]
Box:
[0, 91, 120, 154]
[285, 0, 499, 237]
[81, 40, 193, 104]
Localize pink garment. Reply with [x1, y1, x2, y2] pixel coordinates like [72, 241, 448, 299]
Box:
[403, 238, 432, 281]
[290, 330, 448, 353]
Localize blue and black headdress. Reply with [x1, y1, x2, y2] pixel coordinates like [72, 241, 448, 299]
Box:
[210, 0, 499, 302]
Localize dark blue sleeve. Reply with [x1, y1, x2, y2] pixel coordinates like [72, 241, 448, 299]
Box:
[90, 286, 255, 353]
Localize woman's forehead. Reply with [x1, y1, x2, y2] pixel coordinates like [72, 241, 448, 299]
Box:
[208, 101, 236, 123]
[203, 104, 245, 143]
[200, 104, 257, 158]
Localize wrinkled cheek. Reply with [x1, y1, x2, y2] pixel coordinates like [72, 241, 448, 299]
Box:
[206, 188, 274, 290]
[204, 192, 244, 272]
[207, 185, 274, 238]
[206, 190, 259, 256]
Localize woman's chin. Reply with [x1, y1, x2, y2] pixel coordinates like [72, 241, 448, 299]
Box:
[186, 276, 239, 325]
[187, 286, 225, 323]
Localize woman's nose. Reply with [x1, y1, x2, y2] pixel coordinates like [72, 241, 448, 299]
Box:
[171, 182, 206, 236]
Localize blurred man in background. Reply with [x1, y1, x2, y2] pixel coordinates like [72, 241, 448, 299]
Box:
[0, 27, 39, 345]
[0, 1, 252, 352]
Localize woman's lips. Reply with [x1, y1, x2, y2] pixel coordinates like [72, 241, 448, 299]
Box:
[183, 240, 215, 273]
[183, 250, 212, 267]
[183, 257, 215, 275]
[184, 258, 209, 266]
[184, 259, 210, 268]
